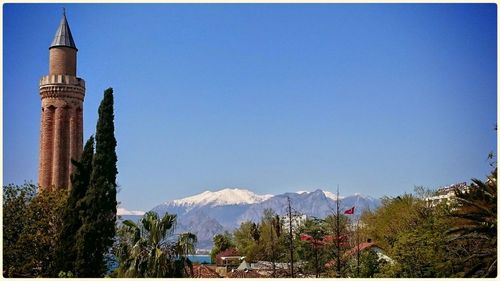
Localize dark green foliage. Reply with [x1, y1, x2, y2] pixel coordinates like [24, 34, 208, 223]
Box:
[273, 214, 282, 237]
[53, 136, 94, 275]
[3, 183, 37, 274]
[93, 87, 118, 186]
[389, 213, 453, 277]
[74, 88, 118, 277]
[3, 183, 66, 277]
[358, 250, 382, 277]
[17, 190, 68, 276]
[345, 250, 384, 277]
[448, 168, 497, 277]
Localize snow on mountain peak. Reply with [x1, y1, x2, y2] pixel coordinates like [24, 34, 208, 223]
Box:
[171, 188, 273, 207]
[323, 191, 344, 201]
[353, 192, 376, 200]
[296, 190, 346, 200]
[117, 208, 145, 216]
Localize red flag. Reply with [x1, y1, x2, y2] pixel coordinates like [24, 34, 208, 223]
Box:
[344, 206, 355, 215]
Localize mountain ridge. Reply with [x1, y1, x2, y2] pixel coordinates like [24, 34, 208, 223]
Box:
[147, 188, 381, 249]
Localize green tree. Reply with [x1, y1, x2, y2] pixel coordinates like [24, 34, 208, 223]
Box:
[53, 136, 94, 275]
[258, 209, 284, 275]
[233, 221, 260, 262]
[388, 209, 453, 277]
[296, 217, 330, 277]
[2, 183, 66, 277]
[359, 250, 383, 277]
[362, 193, 457, 277]
[361, 194, 421, 250]
[16, 189, 68, 276]
[114, 211, 196, 277]
[176, 232, 198, 257]
[75, 88, 118, 277]
[345, 250, 384, 277]
[211, 231, 235, 263]
[176, 232, 198, 277]
[300, 213, 352, 278]
[3, 183, 36, 275]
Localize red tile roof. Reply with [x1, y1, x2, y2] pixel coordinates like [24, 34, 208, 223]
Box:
[191, 264, 221, 278]
[345, 242, 376, 256]
[216, 248, 241, 265]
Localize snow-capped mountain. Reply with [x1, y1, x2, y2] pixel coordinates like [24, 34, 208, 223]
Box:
[168, 188, 272, 209]
[150, 188, 381, 249]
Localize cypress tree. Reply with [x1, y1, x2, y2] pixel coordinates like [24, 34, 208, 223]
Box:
[53, 136, 94, 276]
[75, 88, 118, 277]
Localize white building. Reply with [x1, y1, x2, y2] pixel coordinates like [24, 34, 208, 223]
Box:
[280, 214, 307, 235]
[425, 182, 468, 207]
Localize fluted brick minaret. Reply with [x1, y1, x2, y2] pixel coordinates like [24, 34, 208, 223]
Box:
[39, 11, 85, 190]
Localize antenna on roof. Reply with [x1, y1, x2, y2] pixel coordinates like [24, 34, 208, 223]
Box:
[63, 7, 66, 17]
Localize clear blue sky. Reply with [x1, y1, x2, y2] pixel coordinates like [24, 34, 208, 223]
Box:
[3, 4, 497, 211]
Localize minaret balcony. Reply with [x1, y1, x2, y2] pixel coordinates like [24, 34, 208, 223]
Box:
[40, 74, 85, 88]
[39, 74, 85, 102]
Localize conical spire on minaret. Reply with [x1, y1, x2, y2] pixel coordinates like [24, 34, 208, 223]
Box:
[50, 8, 77, 50]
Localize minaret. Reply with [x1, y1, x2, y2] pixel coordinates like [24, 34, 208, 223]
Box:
[39, 10, 85, 190]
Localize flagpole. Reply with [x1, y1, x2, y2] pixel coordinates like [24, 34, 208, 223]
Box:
[336, 185, 341, 278]
[356, 218, 360, 277]
[287, 196, 294, 278]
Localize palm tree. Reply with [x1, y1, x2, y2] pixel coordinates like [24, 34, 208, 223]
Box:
[114, 211, 197, 277]
[448, 168, 497, 277]
[177, 232, 197, 257]
[176, 232, 198, 277]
